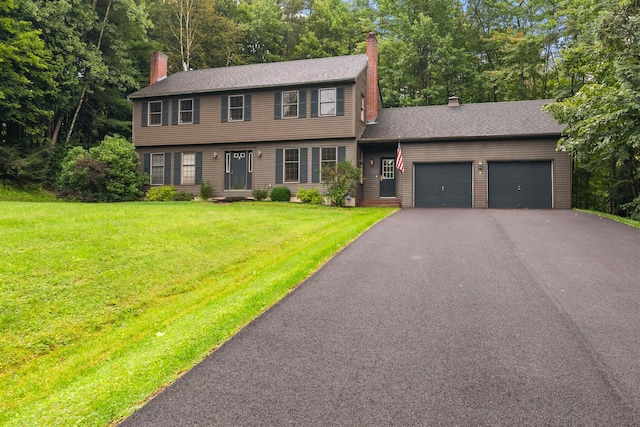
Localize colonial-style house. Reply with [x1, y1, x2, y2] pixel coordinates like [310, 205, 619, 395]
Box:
[129, 33, 570, 209]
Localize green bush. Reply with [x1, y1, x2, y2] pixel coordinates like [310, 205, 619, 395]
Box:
[297, 187, 324, 205]
[622, 196, 640, 221]
[145, 185, 177, 201]
[173, 190, 195, 201]
[57, 135, 147, 202]
[270, 186, 291, 202]
[200, 181, 214, 200]
[252, 187, 269, 201]
[322, 160, 360, 207]
[146, 186, 194, 201]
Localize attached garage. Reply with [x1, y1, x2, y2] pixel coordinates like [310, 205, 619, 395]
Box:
[414, 163, 472, 208]
[488, 161, 553, 209]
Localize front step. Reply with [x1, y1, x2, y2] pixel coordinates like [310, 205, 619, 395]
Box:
[359, 199, 401, 208]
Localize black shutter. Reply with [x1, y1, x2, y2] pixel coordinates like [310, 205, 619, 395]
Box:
[141, 102, 148, 127]
[172, 99, 178, 125]
[221, 96, 228, 122]
[299, 90, 306, 118]
[274, 92, 281, 119]
[193, 97, 200, 124]
[164, 153, 171, 185]
[195, 152, 203, 185]
[300, 147, 308, 183]
[275, 149, 283, 184]
[143, 153, 150, 175]
[174, 152, 181, 185]
[312, 147, 320, 183]
[338, 146, 346, 162]
[162, 100, 169, 126]
[336, 87, 345, 116]
[311, 89, 318, 117]
[244, 94, 251, 121]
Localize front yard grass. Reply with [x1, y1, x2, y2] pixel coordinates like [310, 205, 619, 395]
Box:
[577, 209, 640, 229]
[0, 201, 394, 426]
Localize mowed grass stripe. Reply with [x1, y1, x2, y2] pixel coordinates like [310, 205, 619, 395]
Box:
[0, 201, 394, 427]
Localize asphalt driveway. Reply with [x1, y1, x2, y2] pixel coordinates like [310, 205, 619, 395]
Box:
[122, 209, 640, 426]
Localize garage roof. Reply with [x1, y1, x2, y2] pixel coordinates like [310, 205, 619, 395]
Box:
[360, 99, 565, 141]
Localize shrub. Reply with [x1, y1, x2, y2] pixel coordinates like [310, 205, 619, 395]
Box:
[297, 187, 324, 205]
[252, 187, 269, 201]
[322, 160, 360, 207]
[622, 196, 640, 221]
[270, 186, 291, 202]
[173, 190, 195, 201]
[145, 185, 177, 201]
[200, 181, 214, 200]
[57, 135, 146, 202]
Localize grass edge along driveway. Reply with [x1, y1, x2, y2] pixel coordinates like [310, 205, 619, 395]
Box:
[0, 201, 395, 427]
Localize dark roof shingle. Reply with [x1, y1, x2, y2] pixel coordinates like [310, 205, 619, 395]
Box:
[360, 100, 564, 141]
[129, 54, 368, 99]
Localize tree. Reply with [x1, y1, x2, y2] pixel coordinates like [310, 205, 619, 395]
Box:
[0, 0, 55, 185]
[58, 135, 147, 202]
[545, 0, 640, 215]
[322, 160, 361, 207]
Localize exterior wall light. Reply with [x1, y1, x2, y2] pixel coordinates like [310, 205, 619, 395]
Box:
[258, 150, 262, 157]
[213, 152, 218, 159]
[370, 159, 375, 166]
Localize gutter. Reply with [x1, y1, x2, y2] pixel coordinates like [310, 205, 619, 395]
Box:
[358, 133, 564, 144]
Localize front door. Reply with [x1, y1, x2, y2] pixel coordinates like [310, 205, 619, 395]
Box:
[380, 158, 396, 197]
[225, 151, 252, 190]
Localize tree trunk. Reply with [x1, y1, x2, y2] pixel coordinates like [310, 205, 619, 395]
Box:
[50, 114, 64, 146]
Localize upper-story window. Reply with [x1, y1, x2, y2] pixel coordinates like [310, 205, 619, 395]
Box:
[319, 88, 336, 116]
[282, 91, 298, 119]
[360, 95, 365, 122]
[179, 99, 193, 124]
[149, 101, 162, 126]
[229, 95, 244, 121]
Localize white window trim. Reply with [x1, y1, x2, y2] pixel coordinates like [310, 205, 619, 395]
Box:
[182, 152, 196, 185]
[284, 147, 300, 183]
[360, 95, 365, 122]
[382, 158, 395, 180]
[179, 98, 194, 125]
[282, 90, 299, 119]
[148, 101, 162, 126]
[150, 152, 165, 185]
[248, 152, 253, 173]
[228, 95, 244, 122]
[225, 152, 231, 173]
[319, 146, 338, 183]
[319, 88, 336, 117]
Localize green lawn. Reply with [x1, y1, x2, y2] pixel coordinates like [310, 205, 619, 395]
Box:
[0, 200, 394, 426]
[577, 209, 640, 229]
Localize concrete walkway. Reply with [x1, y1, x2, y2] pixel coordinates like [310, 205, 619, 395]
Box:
[122, 209, 640, 426]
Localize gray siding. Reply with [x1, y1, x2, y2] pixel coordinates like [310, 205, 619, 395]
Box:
[133, 86, 356, 148]
[354, 69, 367, 138]
[398, 138, 571, 208]
[360, 138, 570, 209]
[137, 139, 358, 199]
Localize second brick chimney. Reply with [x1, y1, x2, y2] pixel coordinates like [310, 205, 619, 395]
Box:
[365, 32, 379, 123]
[150, 51, 168, 85]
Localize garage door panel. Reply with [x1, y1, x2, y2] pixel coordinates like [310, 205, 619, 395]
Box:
[415, 163, 472, 208]
[488, 161, 552, 209]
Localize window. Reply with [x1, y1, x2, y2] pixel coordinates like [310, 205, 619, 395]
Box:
[284, 148, 299, 183]
[179, 99, 193, 124]
[229, 95, 244, 121]
[360, 95, 365, 122]
[248, 152, 253, 173]
[149, 101, 162, 126]
[151, 153, 164, 185]
[319, 88, 336, 116]
[282, 91, 298, 119]
[320, 147, 337, 182]
[382, 158, 395, 180]
[182, 153, 196, 184]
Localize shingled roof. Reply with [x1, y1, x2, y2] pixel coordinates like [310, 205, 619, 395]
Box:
[360, 99, 565, 141]
[129, 54, 369, 99]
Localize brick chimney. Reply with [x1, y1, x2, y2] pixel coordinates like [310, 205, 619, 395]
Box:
[150, 51, 168, 85]
[365, 32, 379, 123]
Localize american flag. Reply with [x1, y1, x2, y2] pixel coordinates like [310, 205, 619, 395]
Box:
[396, 142, 404, 173]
